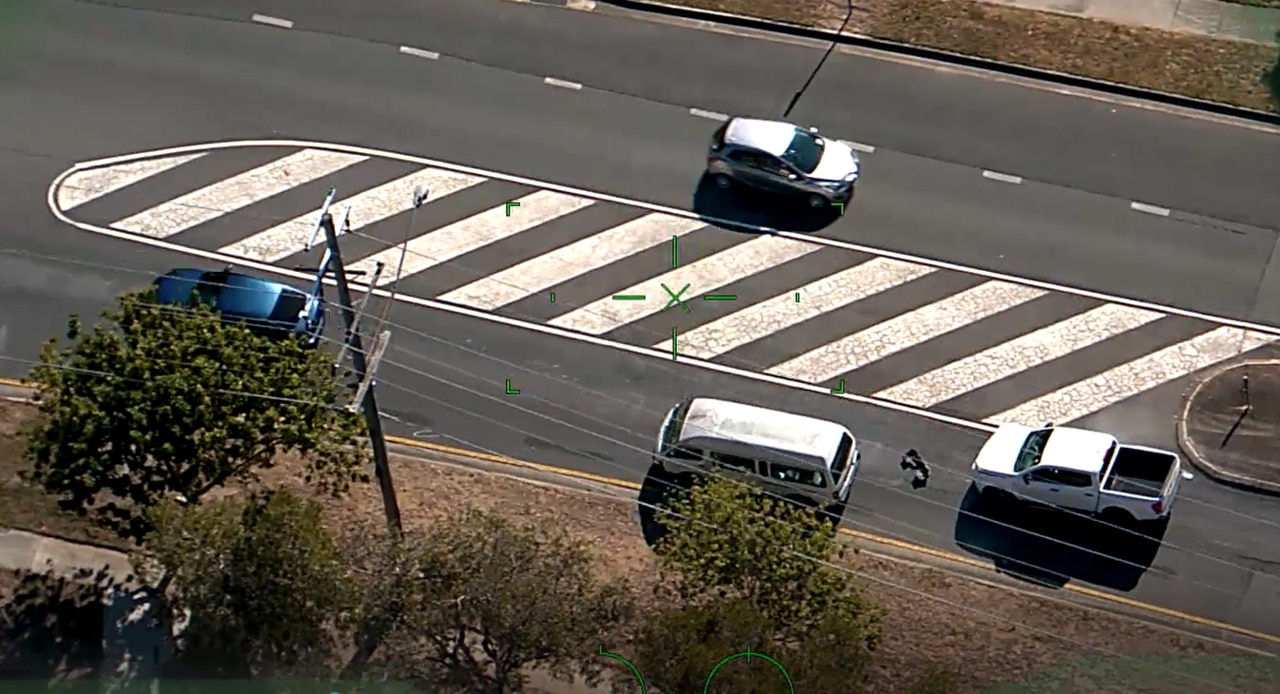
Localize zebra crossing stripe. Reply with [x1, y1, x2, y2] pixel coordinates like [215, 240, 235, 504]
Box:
[111, 149, 366, 238]
[874, 304, 1166, 407]
[667, 258, 935, 359]
[218, 168, 485, 263]
[990, 327, 1272, 426]
[548, 236, 818, 335]
[439, 214, 707, 310]
[56, 154, 206, 211]
[347, 190, 593, 283]
[767, 281, 1046, 384]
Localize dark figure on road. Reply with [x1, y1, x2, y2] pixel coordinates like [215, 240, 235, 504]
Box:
[901, 449, 930, 490]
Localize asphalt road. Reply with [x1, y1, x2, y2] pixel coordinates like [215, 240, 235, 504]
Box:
[3, 0, 1280, 644]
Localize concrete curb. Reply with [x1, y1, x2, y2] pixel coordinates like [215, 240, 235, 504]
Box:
[591, 0, 1280, 126]
[1176, 358, 1280, 496]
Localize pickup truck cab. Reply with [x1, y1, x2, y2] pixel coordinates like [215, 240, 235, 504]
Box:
[970, 424, 1192, 528]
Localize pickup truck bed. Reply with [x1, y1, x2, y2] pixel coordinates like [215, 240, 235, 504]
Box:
[1102, 447, 1175, 498]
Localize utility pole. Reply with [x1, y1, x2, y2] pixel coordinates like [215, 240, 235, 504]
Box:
[313, 190, 403, 534]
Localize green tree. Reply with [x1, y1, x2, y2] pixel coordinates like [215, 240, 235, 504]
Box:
[22, 288, 368, 540]
[139, 489, 354, 679]
[347, 510, 634, 693]
[627, 478, 879, 692]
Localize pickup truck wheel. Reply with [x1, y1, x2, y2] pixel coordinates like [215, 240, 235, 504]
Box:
[821, 502, 847, 526]
[979, 486, 1014, 509]
[1098, 508, 1135, 529]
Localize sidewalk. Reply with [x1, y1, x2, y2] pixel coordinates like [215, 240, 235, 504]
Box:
[984, 0, 1280, 43]
[1178, 358, 1280, 495]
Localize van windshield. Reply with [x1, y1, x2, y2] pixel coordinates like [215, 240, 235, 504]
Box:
[831, 433, 853, 479]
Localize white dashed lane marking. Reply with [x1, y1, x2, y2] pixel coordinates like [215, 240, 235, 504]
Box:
[251, 13, 293, 29]
[982, 170, 1023, 184]
[544, 77, 583, 90]
[399, 46, 440, 60]
[1131, 201, 1172, 217]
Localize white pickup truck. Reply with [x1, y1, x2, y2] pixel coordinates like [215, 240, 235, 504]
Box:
[970, 424, 1192, 528]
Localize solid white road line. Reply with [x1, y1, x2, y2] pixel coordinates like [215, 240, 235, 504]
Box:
[1131, 201, 1172, 217]
[549, 236, 819, 335]
[668, 258, 935, 359]
[982, 170, 1023, 185]
[544, 77, 583, 90]
[689, 108, 729, 121]
[874, 304, 1166, 407]
[566, 0, 598, 9]
[399, 46, 440, 60]
[219, 168, 485, 262]
[347, 190, 593, 284]
[839, 140, 877, 154]
[111, 149, 366, 238]
[439, 214, 707, 310]
[55, 154, 206, 211]
[767, 281, 1046, 384]
[991, 327, 1273, 426]
[251, 13, 293, 29]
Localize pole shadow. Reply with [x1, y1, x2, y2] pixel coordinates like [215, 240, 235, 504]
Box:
[691, 175, 842, 234]
[952, 484, 1167, 592]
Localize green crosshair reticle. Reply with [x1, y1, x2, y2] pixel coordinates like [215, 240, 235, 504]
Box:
[597, 646, 646, 694]
[663, 283, 692, 313]
[703, 649, 794, 694]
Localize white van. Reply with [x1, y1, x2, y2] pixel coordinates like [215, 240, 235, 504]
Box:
[654, 397, 860, 521]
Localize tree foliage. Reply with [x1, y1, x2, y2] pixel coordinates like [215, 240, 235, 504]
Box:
[628, 478, 880, 693]
[140, 489, 354, 679]
[22, 288, 368, 540]
[1268, 30, 1280, 109]
[348, 510, 634, 694]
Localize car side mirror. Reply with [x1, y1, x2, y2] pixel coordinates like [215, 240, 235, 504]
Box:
[788, 173, 798, 180]
[808, 126, 819, 133]
[1022, 475, 1032, 485]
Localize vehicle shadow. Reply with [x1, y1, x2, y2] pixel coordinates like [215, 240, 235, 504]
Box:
[953, 484, 1167, 592]
[690, 174, 842, 234]
[636, 463, 695, 550]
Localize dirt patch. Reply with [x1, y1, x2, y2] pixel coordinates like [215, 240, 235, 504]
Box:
[658, 0, 1279, 112]
[0, 401, 131, 551]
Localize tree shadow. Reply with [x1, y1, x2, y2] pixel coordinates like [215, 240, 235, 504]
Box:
[690, 175, 842, 234]
[0, 565, 119, 680]
[952, 484, 1166, 592]
[1268, 30, 1280, 110]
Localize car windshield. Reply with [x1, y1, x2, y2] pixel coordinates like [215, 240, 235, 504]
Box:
[1014, 429, 1053, 472]
[780, 128, 825, 174]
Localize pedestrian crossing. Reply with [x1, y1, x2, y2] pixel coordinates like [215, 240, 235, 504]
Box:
[51, 143, 1273, 427]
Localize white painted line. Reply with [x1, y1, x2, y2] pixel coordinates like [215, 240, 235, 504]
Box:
[399, 46, 440, 60]
[689, 108, 730, 122]
[767, 282, 1046, 384]
[440, 214, 706, 310]
[544, 77, 583, 90]
[549, 236, 819, 335]
[1131, 201, 1171, 217]
[219, 168, 485, 263]
[251, 13, 293, 29]
[55, 154, 205, 211]
[982, 170, 1023, 185]
[668, 258, 935, 359]
[111, 149, 366, 238]
[839, 140, 876, 154]
[566, 0, 597, 9]
[990, 327, 1273, 426]
[347, 190, 593, 283]
[49, 139, 1280, 341]
[874, 304, 1166, 407]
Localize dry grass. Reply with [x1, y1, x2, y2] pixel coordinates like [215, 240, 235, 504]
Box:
[3, 400, 1278, 692]
[664, 0, 1279, 112]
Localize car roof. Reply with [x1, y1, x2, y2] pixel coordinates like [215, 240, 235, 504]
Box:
[723, 118, 801, 158]
[156, 268, 305, 320]
[675, 397, 851, 470]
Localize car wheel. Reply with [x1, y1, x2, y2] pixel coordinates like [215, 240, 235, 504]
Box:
[710, 173, 734, 190]
[807, 193, 829, 209]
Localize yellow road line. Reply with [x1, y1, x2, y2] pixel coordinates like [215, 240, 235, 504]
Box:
[5, 374, 1279, 645]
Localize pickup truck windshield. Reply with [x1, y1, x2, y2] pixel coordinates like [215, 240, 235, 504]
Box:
[1014, 429, 1053, 472]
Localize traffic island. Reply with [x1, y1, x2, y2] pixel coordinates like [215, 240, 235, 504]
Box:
[1178, 359, 1280, 495]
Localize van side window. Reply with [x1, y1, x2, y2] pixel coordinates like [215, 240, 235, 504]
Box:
[667, 445, 703, 461]
[709, 452, 757, 474]
[766, 462, 827, 488]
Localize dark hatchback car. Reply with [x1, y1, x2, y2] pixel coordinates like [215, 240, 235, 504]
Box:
[154, 268, 326, 348]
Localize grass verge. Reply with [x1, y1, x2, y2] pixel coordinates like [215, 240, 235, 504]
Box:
[652, 0, 1279, 112]
[2, 400, 1278, 692]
